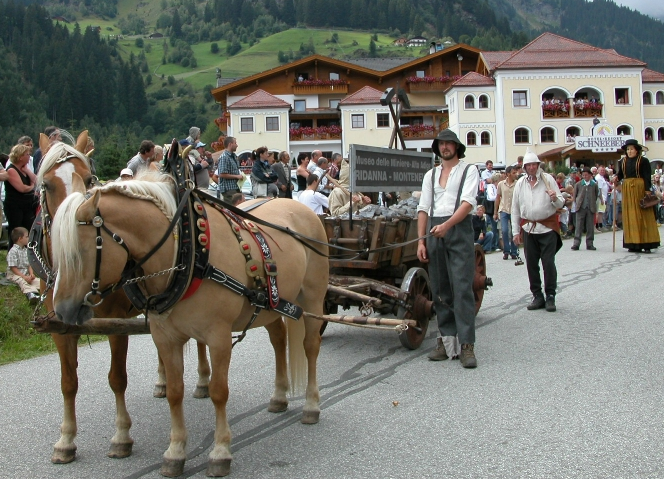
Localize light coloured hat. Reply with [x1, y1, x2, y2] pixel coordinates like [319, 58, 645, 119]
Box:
[522, 148, 541, 165]
[120, 168, 133, 177]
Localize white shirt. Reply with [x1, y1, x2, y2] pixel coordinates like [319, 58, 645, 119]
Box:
[595, 173, 608, 201]
[417, 161, 479, 217]
[485, 183, 497, 201]
[298, 189, 329, 215]
[511, 170, 564, 235]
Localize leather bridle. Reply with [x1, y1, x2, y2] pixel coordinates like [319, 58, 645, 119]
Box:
[74, 189, 192, 307]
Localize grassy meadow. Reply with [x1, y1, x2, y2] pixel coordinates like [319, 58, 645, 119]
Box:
[61, 0, 427, 93]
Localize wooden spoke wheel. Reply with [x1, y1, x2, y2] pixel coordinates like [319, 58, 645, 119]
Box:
[397, 267, 433, 350]
[473, 244, 491, 315]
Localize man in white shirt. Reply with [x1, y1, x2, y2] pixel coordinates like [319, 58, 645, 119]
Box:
[511, 148, 564, 312]
[298, 174, 328, 215]
[595, 165, 609, 230]
[480, 160, 494, 184]
[417, 130, 480, 369]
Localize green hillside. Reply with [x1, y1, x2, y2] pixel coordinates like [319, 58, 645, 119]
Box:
[110, 28, 425, 92]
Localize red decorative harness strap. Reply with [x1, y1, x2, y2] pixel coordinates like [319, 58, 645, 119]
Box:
[222, 210, 280, 309]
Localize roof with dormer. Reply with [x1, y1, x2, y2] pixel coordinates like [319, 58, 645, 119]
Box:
[487, 32, 646, 70]
[226, 89, 291, 109]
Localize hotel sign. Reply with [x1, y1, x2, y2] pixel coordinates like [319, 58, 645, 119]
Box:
[574, 135, 633, 153]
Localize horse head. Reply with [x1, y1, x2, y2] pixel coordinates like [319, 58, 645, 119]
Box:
[51, 175, 178, 325]
[37, 130, 94, 227]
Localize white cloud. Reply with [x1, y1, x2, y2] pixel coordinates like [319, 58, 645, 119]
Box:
[616, 0, 664, 19]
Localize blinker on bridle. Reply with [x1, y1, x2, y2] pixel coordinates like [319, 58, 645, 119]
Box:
[75, 189, 192, 307]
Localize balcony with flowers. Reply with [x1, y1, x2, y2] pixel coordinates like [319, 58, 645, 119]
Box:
[541, 101, 570, 119]
[573, 99, 603, 118]
[289, 125, 343, 141]
[292, 78, 349, 94]
[406, 75, 462, 92]
[214, 115, 228, 131]
[400, 124, 438, 139]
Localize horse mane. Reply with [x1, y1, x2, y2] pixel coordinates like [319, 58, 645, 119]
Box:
[37, 142, 90, 187]
[51, 192, 87, 280]
[100, 173, 177, 220]
[51, 174, 178, 282]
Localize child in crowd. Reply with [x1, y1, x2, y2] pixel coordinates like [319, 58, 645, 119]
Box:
[6, 227, 40, 304]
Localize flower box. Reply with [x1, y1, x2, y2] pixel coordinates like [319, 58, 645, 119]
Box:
[289, 126, 343, 142]
[293, 79, 349, 94]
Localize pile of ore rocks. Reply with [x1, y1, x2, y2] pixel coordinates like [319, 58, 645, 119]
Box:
[333, 196, 420, 220]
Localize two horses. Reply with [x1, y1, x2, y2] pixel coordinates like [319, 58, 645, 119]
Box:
[36, 134, 211, 463]
[48, 166, 327, 476]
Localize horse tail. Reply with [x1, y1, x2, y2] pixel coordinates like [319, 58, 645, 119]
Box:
[285, 316, 307, 396]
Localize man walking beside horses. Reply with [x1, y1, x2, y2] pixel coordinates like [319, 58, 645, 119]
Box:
[417, 130, 480, 369]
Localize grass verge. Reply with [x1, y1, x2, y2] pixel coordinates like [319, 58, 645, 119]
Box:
[0, 252, 103, 365]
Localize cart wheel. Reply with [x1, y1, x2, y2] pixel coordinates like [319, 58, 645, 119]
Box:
[473, 244, 487, 315]
[397, 267, 433, 350]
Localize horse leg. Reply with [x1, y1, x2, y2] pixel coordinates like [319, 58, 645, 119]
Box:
[106, 335, 134, 458]
[205, 331, 233, 477]
[301, 316, 322, 425]
[264, 319, 289, 413]
[150, 329, 187, 478]
[50, 333, 80, 464]
[192, 341, 210, 398]
[153, 352, 166, 398]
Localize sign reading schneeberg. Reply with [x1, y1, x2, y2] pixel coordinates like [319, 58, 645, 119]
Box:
[350, 144, 434, 192]
[574, 120, 633, 153]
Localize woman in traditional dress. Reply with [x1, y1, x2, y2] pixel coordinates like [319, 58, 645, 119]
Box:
[616, 139, 660, 253]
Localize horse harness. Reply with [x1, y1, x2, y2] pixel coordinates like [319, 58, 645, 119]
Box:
[29, 153, 103, 304]
[65, 140, 303, 346]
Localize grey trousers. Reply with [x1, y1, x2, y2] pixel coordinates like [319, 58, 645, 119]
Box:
[426, 215, 476, 344]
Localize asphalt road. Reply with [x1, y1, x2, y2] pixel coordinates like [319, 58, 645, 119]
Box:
[1, 227, 663, 479]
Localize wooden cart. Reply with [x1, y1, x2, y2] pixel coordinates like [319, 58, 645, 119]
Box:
[317, 215, 492, 349]
[33, 214, 492, 351]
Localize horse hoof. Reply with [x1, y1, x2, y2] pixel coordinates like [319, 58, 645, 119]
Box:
[267, 399, 288, 413]
[160, 458, 185, 477]
[206, 458, 231, 477]
[51, 445, 76, 464]
[153, 384, 167, 398]
[192, 385, 209, 398]
[301, 410, 320, 424]
[107, 441, 133, 458]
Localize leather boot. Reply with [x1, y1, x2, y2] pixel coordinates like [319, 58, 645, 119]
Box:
[459, 343, 477, 368]
[427, 337, 449, 361]
[527, 295, 545, 310]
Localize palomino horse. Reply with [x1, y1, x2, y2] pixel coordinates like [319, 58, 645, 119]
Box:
[49, 174, 328, 477]
[35, 134, 211, 464]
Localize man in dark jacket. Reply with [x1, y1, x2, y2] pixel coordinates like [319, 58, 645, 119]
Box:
[571, 167, 602, 251]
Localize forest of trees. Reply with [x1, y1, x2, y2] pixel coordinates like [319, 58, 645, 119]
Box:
[0, 2, 214, 178]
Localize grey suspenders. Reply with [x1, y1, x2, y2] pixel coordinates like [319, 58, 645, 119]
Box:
[429, 163, 472, 217]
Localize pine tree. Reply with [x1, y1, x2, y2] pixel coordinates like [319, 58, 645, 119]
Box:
[282, 0, 296, 25]
[172, 9, 182, 37]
